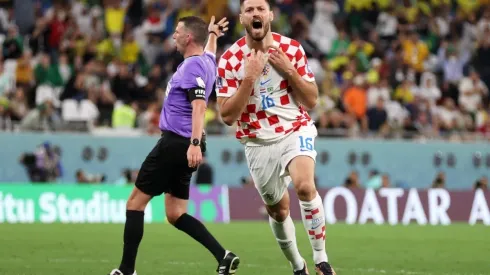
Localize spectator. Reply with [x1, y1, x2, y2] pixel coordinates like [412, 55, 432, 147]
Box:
[367, 77, 390, 108]
[474, 176, 488, 190]
[344, 170, 361, 189]
[8, 87, 28, 122]
[367, 97, 389, 136]
[343, 75, 368, 132]
[112, 100, 138, 129]
[458, 70, 488, 114]
[402, 31, 429, 76]
[432, 172, 446, 188]
[365, 169, 382, 189]
[417, 72, 441, 108]
[381, 174, 391, 188]
[435, 98, 462, 134]
[438, 40, 471, 103]
[19, 100, 62, 132]
[309, 0, 339, 54]
[15, 50, 34, 89]
[2, 25, 23, 60]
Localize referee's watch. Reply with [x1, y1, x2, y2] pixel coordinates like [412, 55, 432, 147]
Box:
[191, 138, 201, 146]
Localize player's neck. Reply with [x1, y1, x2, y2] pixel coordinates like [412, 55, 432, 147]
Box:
[184, 45, 204, 59]
[246, 32, 274, 53]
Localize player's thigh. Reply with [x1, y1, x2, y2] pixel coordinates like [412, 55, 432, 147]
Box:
[245, 145, 288, 206]
[283, 126, 318, 195]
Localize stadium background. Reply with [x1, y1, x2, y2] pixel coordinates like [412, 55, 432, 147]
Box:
[0, 0, 489, 274]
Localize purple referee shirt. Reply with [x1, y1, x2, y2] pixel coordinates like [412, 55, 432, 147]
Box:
[159, 51, 216, 138]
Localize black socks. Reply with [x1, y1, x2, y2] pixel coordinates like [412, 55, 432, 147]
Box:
[174, 213, 226, 262]
[119, 210, 144, 275]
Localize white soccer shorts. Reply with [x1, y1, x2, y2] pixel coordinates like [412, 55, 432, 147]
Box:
[244, 125, 318, 205]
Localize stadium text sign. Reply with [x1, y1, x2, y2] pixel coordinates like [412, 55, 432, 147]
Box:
[228, 187, 490, 225]
[0, 185, 229, 224]
[322, 187, 489, 225]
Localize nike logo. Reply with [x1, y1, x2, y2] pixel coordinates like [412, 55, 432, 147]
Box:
[312, 224, 321, 229]
[260, 79, 271, 86]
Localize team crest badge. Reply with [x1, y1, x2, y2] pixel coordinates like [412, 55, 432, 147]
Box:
[262, 64, 271, 76]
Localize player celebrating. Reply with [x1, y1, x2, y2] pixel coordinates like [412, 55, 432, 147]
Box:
[216, 1, 335, 274]
[108, 16, 240, 275]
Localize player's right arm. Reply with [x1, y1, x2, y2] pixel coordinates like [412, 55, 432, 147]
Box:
[217, 49, 268, 126]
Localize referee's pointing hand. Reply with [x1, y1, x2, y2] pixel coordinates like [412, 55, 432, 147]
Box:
[187, 144, 202, 168]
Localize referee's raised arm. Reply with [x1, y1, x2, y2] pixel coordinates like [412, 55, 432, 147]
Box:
[205, 16, 229, 56]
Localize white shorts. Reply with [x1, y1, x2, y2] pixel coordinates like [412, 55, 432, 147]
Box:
[244, 125, 318, 205]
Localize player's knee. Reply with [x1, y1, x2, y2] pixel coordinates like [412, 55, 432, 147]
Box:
[166, 208, 185, 225]
[295, 180, 316, 201]
[266, 206, 289, 222]
[126, 188, 151, 211]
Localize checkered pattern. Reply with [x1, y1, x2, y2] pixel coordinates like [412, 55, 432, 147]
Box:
[216, 33, 316, 143]
[305, 208, 326, 240]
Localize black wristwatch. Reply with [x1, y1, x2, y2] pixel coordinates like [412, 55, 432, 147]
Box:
[191, 138, 200, 146]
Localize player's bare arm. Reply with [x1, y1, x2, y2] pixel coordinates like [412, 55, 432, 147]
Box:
[268, 45, 318, 110]
[218, 49, 269, 125]
[205, 16, 229, 55]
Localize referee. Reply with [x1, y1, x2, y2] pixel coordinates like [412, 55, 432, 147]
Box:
[108, 16, 240, 275]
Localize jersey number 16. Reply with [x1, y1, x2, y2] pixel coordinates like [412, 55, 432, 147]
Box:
[261, 95, 275, 110]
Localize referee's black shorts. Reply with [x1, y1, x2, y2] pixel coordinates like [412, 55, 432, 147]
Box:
[135, 130, 197, 200]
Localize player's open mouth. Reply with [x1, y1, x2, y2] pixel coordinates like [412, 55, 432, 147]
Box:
[252, 19, 263, 29]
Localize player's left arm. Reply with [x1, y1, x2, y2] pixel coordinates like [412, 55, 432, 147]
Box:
[204, 16, 229, 56]
[269, 44, 318, 110]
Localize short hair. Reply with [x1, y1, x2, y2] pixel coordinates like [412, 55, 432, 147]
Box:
[178, 16, 208, 46]
[240, 0, 273, 7]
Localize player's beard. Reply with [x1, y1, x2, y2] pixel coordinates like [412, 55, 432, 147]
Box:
[245, 21, 270, 42]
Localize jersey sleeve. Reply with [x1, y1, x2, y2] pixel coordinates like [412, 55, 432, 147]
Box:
[204, 51, 217, 64]
[180, 59, 207, 101]
[294, 44, 316, 83]
[216, 53, 238, 98]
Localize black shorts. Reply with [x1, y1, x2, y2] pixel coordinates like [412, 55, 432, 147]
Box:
[135, 130, 198, 200]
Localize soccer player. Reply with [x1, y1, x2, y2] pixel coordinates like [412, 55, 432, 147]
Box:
[216, 1, 336, 274]
[108, 16, 240, 275]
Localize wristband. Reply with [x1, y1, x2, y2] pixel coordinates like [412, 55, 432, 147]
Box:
[209, 31, 218, 36]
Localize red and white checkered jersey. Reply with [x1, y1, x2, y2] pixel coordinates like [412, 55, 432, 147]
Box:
[216, 33, 316, 145]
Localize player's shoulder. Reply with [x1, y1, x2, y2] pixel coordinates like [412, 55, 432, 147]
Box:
[272, 32, 301, 49]
[220, 37, 247, 62]
[182, 54, 209, 72]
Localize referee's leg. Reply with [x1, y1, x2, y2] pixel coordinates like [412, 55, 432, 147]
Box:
[165, 192, 228, 261]
[165, 173, 240, 274]
[116, 187, 152, 275]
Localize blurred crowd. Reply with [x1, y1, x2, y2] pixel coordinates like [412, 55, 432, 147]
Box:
[0, 0, 489, 141]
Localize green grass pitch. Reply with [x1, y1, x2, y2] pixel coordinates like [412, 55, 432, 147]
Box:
[0, 222, 488, 275]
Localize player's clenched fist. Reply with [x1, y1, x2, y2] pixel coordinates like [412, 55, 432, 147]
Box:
[244, 49, 269, 81]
